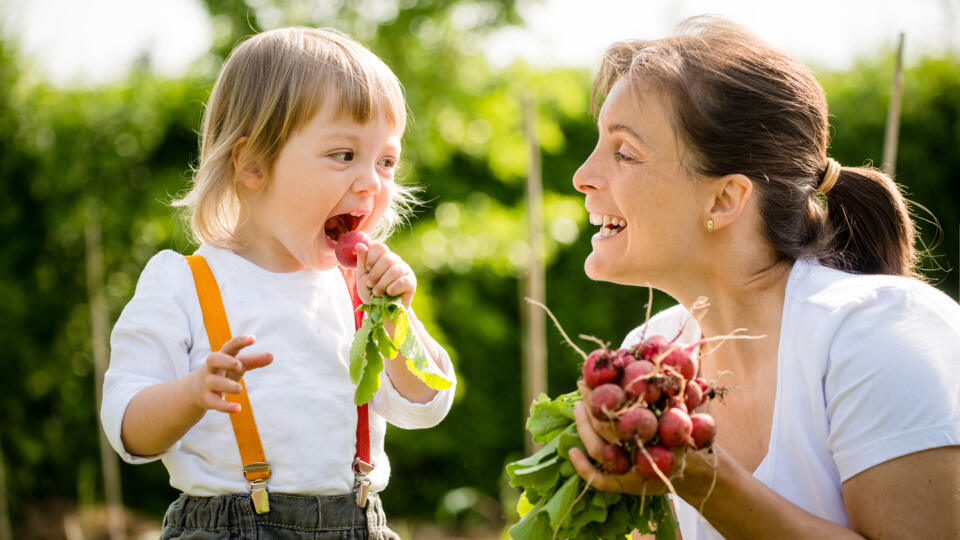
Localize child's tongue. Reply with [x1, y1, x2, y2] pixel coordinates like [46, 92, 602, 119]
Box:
[324, 215, 350, 243]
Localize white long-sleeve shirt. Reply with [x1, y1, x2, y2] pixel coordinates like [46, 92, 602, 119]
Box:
[101, 244, 456, 496]
[621, 258, 960, 539]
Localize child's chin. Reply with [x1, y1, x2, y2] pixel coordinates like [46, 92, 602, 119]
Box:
[309, 251, 338, 271]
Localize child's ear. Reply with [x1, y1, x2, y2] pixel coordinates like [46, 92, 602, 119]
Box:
[232, 137, 265, 190]
[706, 173, 752, 231]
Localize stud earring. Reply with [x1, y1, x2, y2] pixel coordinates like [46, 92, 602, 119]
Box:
[706, 219, 714, 233]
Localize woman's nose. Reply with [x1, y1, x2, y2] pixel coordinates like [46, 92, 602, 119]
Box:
[573, 152, 600, 193]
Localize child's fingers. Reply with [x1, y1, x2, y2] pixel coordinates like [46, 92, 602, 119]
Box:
[206, 352, 243, 378]
[206, 373, 243, 395]
[384, 274, 416, 299]
[371, 265, 415, 297]
[204, 391, 241, 414]
[360, 243, 391, 280]
[237, 352, 273, 372]
[355, 242, 369, 274]
[219, 334, 256, 357]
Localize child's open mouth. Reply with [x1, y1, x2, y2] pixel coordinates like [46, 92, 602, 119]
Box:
[324, 212, 367, 244]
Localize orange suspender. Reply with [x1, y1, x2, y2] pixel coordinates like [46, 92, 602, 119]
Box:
[185, 255, 372, 513]
[185, 255, 272, 513]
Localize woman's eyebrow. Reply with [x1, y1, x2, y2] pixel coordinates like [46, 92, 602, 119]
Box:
[608, 123, 646, 144]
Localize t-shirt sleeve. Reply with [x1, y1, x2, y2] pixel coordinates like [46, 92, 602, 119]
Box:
[370, 310, 457, 429]
[824, 286, 960, 482]
[620, 303, 697, 350]
[100, 250, 196, 464]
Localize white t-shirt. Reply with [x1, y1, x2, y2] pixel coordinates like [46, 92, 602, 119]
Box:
[101, 244, 456, 496]
[620, 259, 960, 539]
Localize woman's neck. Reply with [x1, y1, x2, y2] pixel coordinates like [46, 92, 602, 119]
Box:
[672, 255, 793, 375]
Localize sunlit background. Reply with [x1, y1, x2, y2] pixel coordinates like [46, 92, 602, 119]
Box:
[0, 1, 957, 538]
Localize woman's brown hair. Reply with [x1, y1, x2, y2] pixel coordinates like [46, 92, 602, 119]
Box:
[593, 16, 917, 277]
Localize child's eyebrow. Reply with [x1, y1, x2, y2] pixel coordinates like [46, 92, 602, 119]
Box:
[323, 131, 363, 141]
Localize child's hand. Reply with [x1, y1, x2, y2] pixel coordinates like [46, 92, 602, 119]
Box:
[191, 335, 273, 414]
[355, 242, 417, 309]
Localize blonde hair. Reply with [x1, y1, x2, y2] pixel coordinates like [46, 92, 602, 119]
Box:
[174, 27, 416, 248]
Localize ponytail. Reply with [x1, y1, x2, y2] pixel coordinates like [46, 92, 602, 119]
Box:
[818, 166, 917, 277]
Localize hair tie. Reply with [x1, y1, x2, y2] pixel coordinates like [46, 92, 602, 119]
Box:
[817, 158, 841, 194]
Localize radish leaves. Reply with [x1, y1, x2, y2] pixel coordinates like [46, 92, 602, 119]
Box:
[349, 294, 452, 405]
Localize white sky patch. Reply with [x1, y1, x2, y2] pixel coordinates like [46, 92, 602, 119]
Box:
[0, 0, 957, 86]
[485, 0, 960, 70]
[1, 0, 212, 85]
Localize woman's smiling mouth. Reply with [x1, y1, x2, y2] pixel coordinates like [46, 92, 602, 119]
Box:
[589, 213, 627, 237]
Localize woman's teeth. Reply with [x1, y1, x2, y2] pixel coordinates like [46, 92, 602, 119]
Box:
[589, 213, 627, 237]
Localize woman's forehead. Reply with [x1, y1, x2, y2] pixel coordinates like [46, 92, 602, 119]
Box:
[599, 82, 673, 140]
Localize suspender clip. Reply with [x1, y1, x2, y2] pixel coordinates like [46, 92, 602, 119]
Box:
[353, 458, 374, 507]
[244, 462, 271, 514]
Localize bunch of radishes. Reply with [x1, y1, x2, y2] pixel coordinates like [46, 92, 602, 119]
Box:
[582, 334, 717, 481]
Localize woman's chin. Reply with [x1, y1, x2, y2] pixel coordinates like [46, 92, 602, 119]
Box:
[584, 253, 615, 282]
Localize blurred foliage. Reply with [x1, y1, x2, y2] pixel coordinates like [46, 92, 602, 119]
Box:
[0, 1, 957, 536]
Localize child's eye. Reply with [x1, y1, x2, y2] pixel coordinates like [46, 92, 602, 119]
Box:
[378, 157, 397, 169]
[330, 150, 355, 162]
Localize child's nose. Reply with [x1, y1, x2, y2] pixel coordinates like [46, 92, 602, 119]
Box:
[352, 164, 382, 195]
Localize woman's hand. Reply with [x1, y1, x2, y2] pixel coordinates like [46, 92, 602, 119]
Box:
[569, 380, 720, 499]
[189, 334, 273, 414]
[355, 241, 416, 309]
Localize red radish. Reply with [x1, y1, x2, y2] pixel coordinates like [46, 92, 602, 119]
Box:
[693, 377, 710, 395]
[616, 407, 658, 442]
[683, 382, 704, 411]
[690, 413, 717, 449]
[601, 444, 632, 475]
[658, 374, 681, 397]
[583, 349, 620, 388]
[612, 348, 636, 370]
[658, 407, 693, 448]
[335, 231, 371, 269]
[633, 335, 669, 362]
[590, 383, 625, 419]
[662, 348, 698, 380]
[621, 360, 656, 400]
[635, 445, 675, 480]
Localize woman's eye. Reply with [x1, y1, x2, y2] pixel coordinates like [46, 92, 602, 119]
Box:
[614, 146, 642, 163]
[330, 150, 354, 162]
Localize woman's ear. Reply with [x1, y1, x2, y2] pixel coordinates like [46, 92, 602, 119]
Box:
[707, 173, 752, 231]
[232, 137, 264, 190]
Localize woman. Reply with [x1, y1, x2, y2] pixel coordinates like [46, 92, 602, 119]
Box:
[567, 16, 960, 539]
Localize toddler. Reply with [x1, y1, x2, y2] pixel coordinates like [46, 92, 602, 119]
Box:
[100, 26, 456, 539]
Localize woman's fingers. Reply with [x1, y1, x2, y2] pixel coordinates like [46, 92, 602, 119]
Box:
[569, 448, 623, 492]
[570, 447, 662, 496]
[574, 401, 606, 461]
[576, 381, 621, 445]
